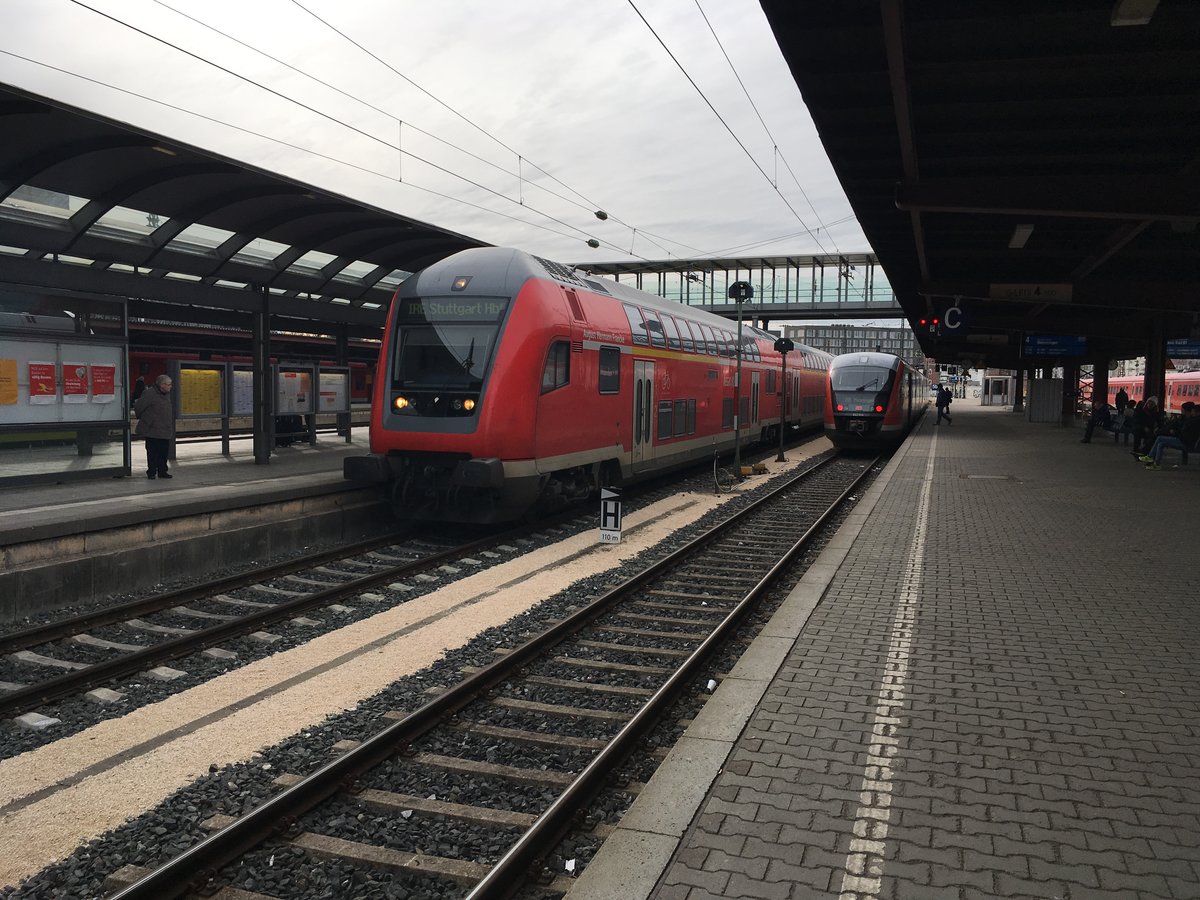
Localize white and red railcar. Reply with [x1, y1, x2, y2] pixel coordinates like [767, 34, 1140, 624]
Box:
[345, 247, 832, 521]
[1096, 372, 1200, 415]
[824, 351, 930, 450]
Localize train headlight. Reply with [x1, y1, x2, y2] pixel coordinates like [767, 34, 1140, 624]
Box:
[393, 395, 409, 411]
[463, 398, 476, 411]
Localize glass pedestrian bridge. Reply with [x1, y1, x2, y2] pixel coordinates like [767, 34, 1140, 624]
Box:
[578, 252, 903, 326]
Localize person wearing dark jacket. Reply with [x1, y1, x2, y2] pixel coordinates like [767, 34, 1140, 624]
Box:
[1139, 401, 1199, 469]
[1115, 386, 1129, 414]
[935, 384, 953, 425]
[1131, 396, 1161, 454]
[133, 374, 175, 479]
[1081, 401, 1112, 443]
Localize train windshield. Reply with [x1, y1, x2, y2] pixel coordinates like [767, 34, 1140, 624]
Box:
[830, 364, 895, 411]
[390, 295, 508, 390]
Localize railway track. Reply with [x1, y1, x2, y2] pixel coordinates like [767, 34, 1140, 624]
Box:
[0, 521, 579, 730]
[104, 453, 880, 900]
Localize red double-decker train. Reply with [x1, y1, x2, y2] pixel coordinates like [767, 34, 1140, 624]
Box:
[345, 247, 833, 522]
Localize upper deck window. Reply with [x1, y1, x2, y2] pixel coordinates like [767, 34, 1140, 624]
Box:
[623, 305, 649, 346]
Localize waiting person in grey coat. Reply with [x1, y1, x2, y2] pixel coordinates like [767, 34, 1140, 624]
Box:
[133, 374, 175, 479]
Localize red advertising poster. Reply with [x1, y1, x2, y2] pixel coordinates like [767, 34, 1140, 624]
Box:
[62, 361, 89, 404]
[91, 364, 116, 402]
[29, 361, 56, 404]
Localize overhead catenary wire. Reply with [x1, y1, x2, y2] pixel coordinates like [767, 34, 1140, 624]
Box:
[58, 0, 645, 258]
[285, 0, 679, 259]
[0, 47, 628, 256]
[625, 0, 834, 258]
[691, 0, 841, 255]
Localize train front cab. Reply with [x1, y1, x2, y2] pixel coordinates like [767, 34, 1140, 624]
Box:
[825, 352, 909, 450]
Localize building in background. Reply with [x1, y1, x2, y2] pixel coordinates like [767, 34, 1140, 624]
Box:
[782, 322, 925, 366]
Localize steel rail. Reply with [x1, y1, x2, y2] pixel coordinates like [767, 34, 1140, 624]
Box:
[0, 529, 414, 657]
[466, 456, 880, 898]
[0, 524, 538, 719]
[110, 452, 862, 900]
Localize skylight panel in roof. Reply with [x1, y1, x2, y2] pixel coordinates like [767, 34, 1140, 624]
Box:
[286, 249, 338, 275]
[0, 185, 83, 223]
[377, 269, 412, 288]
[163, 271, 203, 282]
[166, 223, 235, 256]
[232, 237, 291, 266]
[332, 259, 378, 282]
[87, 205, 162, 240]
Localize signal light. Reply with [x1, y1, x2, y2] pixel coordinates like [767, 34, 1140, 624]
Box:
[875, 405, 884, 412]
[836, 404, 844, 411]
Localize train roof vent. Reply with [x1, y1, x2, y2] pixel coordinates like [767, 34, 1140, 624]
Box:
[582, 278, 610, 295]
[533, 255, 587, 287]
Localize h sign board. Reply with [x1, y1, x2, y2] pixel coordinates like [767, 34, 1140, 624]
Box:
[599, 488, 622, 544]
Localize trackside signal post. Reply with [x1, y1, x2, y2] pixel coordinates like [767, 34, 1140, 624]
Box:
[729, 280, 753, 478]
[599, 488, 622, 544]
[774, 337, 794, 462]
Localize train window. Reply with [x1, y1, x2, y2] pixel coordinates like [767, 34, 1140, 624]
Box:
[687, 321, 704, 354]
[699, 324, 718, 355]
[687, 399, 696, 434]
[673, 399, 687, 436]
[766, 370, 776, 394]
[722, 397, 734, 429]
[644, 312, 667, 348]
[623, 305, 650, 346]
[722, 331, 736, 358]
[675, 318, 694, 352]
[660, 315, 682, 350]
[745, 336, 759, 361]
[598, 346, 620, 394]
[540, 341, 570, 393]
[658, 401, 673, 440]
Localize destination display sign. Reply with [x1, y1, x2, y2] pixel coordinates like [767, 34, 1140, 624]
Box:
[1166, 339, 1200, 357]
[1023, 334, 1087, 357]
[398, 297, 508, 321]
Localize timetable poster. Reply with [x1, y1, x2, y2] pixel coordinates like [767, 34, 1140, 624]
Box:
[0, 359, 16, 405]
[63, 362, 89, 404]
[29, 361, 56, 404]
[91, 364, 116, 403]
[180, 367, 223, 416]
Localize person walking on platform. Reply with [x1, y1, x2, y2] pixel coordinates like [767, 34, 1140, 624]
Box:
[935, 383, 953, 425]
[133, 374, 175, 479]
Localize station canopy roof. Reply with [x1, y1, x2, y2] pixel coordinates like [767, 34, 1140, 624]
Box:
[760, 0, 1200, 368]
[0, 82, 488, 336]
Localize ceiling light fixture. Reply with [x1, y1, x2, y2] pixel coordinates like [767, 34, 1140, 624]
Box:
[1008, 223, 1035, 249]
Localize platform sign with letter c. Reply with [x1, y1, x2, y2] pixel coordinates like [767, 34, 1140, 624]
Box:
[942, 305, 967, 335]
[599, 488, 622, 544]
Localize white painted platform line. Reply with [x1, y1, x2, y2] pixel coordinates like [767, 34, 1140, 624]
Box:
[838, 432, 936, 899]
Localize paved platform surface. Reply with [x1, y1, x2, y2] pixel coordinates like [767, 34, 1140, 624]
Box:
[0, 430, 372, 546]
[570, 402, 1200, 900]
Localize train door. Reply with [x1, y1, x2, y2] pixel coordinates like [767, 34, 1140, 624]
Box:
[751, 371, 761, 429]
[633, 359, 654, 471]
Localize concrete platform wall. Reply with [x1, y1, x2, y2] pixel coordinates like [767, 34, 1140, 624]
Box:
[0, 490, 392, 623]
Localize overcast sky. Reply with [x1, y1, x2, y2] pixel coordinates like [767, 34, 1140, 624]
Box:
[1, 0, 870, 268]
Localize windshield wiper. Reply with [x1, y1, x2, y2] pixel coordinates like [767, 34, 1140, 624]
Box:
[854, 377, 879, 391]
[459, 337, 476, 374]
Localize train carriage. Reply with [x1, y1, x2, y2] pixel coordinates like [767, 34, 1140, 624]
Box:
[345, 247, 832, 522]
[824, 351, 929, 451]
